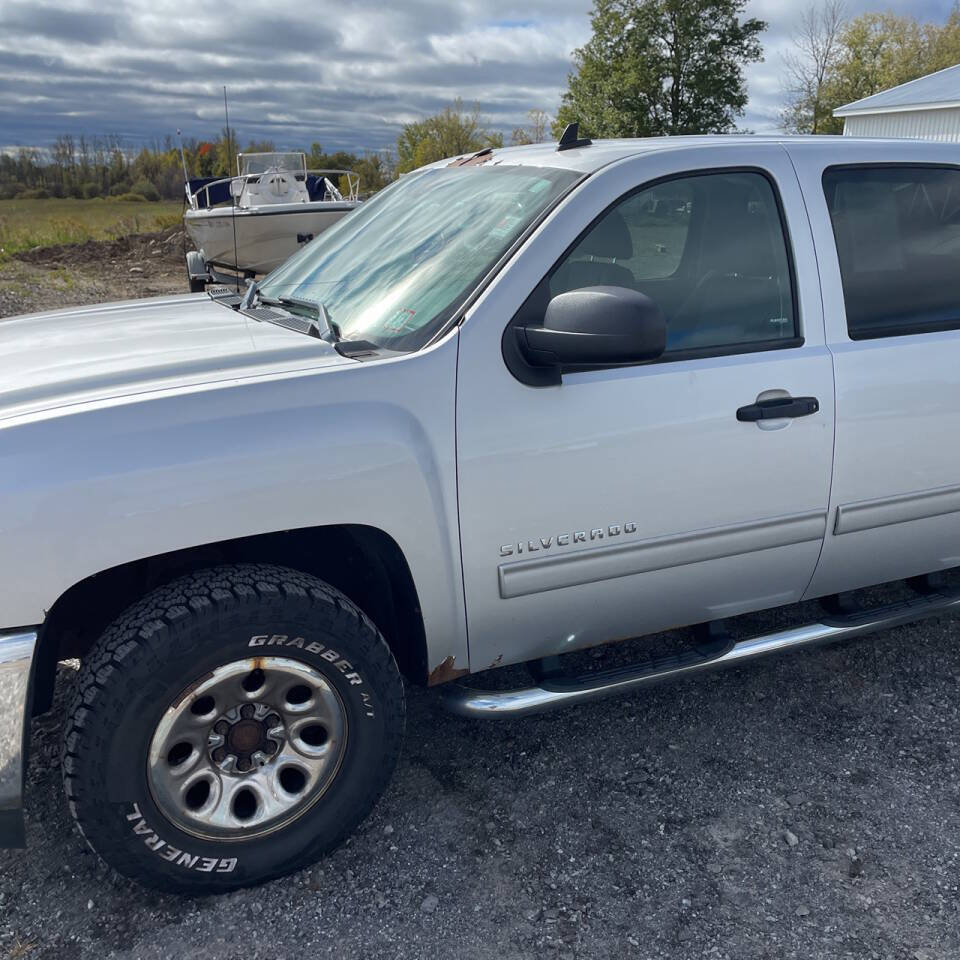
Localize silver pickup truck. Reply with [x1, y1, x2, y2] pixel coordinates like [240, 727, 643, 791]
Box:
[3, 132, 960, 894]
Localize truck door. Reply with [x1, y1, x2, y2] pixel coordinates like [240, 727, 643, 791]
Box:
[789, 144, 960, 598]
[455, 144, 836, 671]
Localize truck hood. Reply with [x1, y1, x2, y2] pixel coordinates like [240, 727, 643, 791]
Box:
[0, 293, 353, 422]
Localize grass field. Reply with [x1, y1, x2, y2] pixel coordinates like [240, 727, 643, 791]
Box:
[0, 197, 183, 258]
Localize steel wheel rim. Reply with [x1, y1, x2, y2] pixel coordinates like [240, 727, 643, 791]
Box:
[147, 656, 348, 841]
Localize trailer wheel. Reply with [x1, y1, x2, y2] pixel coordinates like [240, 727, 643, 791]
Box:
[62, 563, 405, 894]
[185, 250, 208, 293]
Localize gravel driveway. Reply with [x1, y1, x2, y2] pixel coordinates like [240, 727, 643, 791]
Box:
[1, 244, 958, 959]
[2, 603, 959, 960]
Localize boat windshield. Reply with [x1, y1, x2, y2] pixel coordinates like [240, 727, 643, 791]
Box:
[240, 153, 306, 177]
[258, 164, 582, 352]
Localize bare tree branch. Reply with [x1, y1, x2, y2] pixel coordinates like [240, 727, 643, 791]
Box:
[780, 0, 846, 134]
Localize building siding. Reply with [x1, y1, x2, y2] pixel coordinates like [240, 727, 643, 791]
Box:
[843, 108, 960, 142]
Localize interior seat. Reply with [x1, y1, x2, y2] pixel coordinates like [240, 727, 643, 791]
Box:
[550, 210, 637, 296]
[668, 184, 786, 350]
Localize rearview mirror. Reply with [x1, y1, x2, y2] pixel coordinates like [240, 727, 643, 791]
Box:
[229, 178, 244, 198]
[515, 286, 666, 382]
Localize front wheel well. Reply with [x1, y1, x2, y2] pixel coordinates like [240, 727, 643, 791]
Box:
[35, 525, 428, 713]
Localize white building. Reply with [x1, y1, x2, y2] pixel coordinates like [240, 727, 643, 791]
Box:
[834, 63, 960, 141]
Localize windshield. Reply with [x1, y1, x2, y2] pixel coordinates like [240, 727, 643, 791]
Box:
[240, 153, 306, 176]
[258, 165, 582, 351]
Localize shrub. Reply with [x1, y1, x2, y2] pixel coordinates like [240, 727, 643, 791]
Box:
[21, 187, 50, 199]
[116, 192, 147, 202]
[82, 182, 101, 199]
[109, 182, 132, 197]
[130, 178, 160, 202]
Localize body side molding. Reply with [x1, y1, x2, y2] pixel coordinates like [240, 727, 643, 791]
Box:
[835, 482, 960, 536]
[498, 510, 827, 600]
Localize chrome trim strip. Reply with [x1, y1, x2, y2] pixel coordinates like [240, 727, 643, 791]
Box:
[442, 589, 960, 718]
[835, 483, 960, 535]
[0, 629, 38, 848]
[498, 511, 827, 600]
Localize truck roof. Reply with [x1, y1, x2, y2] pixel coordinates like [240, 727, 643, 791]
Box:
[441, 134, 960, 175]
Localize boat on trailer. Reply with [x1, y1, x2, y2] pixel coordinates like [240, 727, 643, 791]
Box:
[183, 152, 360, 290]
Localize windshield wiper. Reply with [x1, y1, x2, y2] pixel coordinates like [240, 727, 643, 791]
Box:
[242, 284, 368, 352]
[276, 295, 342, 343]
[240, 278, 260, 310]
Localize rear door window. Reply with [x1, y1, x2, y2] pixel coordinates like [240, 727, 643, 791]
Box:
[823, 165, 960, 339]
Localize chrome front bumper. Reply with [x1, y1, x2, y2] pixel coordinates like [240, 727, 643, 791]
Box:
[0, 629, 38, 847]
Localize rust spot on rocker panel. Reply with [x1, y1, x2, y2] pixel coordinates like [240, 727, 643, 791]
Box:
[427, 655, 470, 687]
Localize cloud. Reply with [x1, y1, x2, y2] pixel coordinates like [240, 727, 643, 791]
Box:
[0, 0, 956, 154]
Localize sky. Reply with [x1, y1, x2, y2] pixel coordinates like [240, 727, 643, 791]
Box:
[0, 0, 953, 156]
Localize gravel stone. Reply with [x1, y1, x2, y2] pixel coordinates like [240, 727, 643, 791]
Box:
[3, 278, 960, 959]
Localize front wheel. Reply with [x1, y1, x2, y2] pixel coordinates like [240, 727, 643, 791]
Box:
[62, 564, 405, 894]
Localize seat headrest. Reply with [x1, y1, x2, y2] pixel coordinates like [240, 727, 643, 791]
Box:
[578, 209, 633, 261]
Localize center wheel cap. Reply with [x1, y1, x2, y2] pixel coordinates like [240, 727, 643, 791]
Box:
[208, 702, 284, 773]
[229, 720, 263, 753]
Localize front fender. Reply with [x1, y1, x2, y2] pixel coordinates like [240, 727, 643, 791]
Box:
[0, 332, 468, 679]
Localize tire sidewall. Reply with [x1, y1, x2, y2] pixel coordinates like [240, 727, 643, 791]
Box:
[75, 590, 398, 892]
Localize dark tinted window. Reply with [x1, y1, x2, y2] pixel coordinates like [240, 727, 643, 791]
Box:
[549, 171, 796, 353]
[823, 166, 960, 339]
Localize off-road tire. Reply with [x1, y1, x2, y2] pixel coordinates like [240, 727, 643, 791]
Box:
[62, 563, 405, 894]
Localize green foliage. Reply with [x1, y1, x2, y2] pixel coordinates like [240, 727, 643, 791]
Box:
[553, 0, 766, 139]
[782, 4, 960, 135]
[129, 178, 160, 201]
[1, 130, 399, 201]
[396, 99, 504, 173]
[0, 198, 183, 258]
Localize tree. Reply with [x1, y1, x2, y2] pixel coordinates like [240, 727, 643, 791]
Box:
[779, 5, 960, 134]
[553, 0, 766, 139]
[396, 99, 503, 173]
[351, 152, 394, 193]
[829, 13, 928, 108]
[780, 0, 846, 134]
[926, 4, 960, 73]
[511, 108, 551, 145]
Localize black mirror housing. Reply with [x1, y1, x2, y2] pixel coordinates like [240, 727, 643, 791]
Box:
[516, 286, 666, 382]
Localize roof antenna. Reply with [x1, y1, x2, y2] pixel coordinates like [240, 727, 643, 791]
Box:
[557, 122, 592, 152]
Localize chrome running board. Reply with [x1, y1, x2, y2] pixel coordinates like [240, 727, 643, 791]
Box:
[441, 582, 960, 719]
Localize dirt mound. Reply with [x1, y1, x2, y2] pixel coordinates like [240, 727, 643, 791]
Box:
[16, 229, 190, 268]
[1, 229, 194, 318]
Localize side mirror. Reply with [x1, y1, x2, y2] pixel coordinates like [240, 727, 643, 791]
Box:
[515, 286, 666, 382]
[229, 178, 244, 198]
